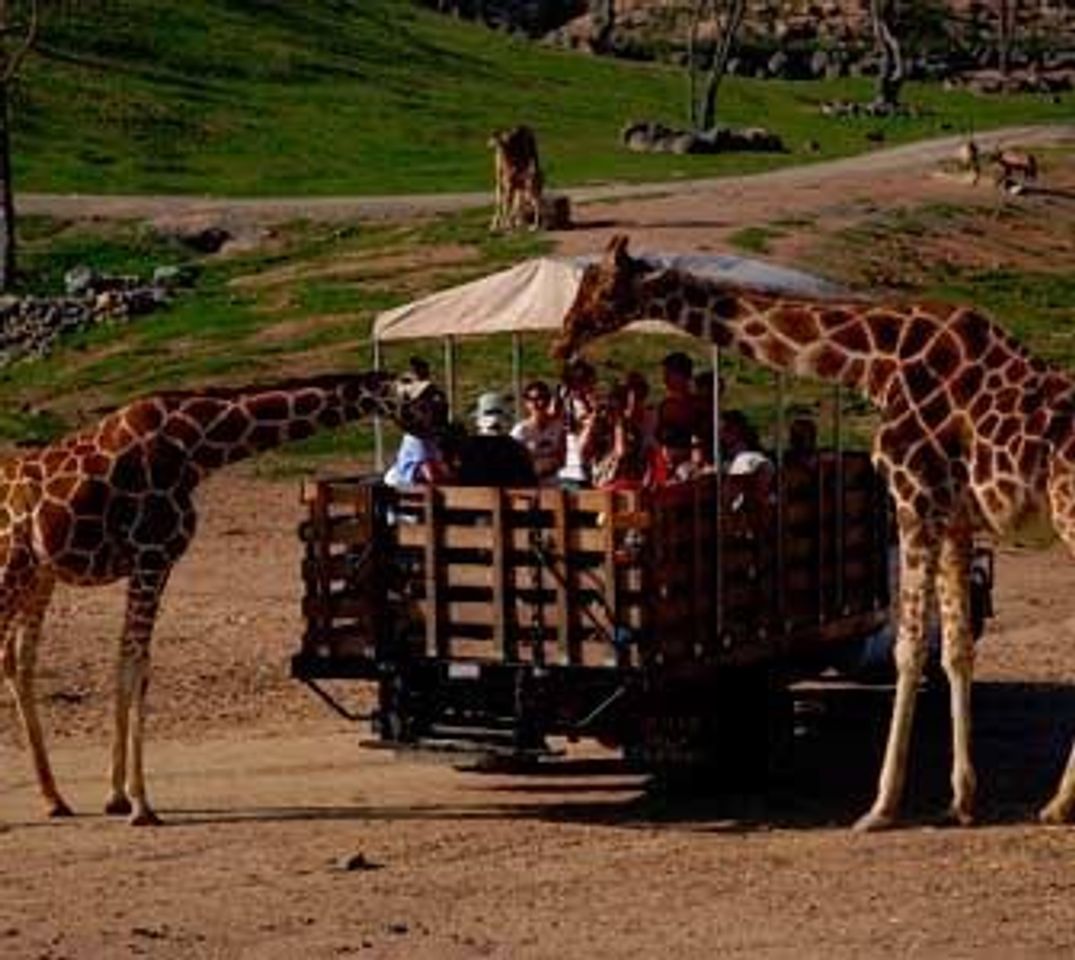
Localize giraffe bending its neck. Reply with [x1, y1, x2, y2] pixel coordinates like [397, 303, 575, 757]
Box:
[554, 235, 1075, 829]
[1, 371, 436, 825]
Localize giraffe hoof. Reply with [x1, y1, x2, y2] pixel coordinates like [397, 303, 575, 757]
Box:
[129, 808, 163, 827]
[852, 809, 897, 833]
[946, 805, 976, 827]
[1039, 801, 1073, 825]
[104, 796, 133, 816]
[46, 799, 75, 819]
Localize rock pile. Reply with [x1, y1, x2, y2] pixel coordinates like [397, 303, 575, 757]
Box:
[622, 120, 785, 155]
[0, 264, 195, 368]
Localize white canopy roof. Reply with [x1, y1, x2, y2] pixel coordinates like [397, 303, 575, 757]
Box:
[373, 252, 843, 343]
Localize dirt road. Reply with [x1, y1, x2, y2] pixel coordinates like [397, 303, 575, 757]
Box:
[2, 126, 1075, 959]
[2, 471, 1074, 960]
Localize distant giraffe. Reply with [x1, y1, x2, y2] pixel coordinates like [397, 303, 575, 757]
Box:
[553, 235, 1075, 830]
[1, 372, 439, 825]
[488, 125, 544, 232]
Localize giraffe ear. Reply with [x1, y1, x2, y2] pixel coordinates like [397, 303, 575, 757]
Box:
[604, 234, 630, 268]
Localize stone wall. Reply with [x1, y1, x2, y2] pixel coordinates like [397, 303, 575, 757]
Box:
[0, 265, 193, 368]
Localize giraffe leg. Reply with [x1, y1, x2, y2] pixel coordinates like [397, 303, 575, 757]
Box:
[854, 526, 937, 831]
[1040, 468, 1075, 823]
[3, 574, 71, 818]
[1040, 742, 1075, 824]
[108, 567, 170, 826]
[936, 526, 977, 826]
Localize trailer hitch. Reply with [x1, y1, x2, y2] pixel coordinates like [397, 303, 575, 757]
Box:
[297, 676, 372, 723]
[573, 683, 629, 733]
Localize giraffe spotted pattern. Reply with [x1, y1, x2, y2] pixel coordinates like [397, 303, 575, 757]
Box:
[1, 371, 433, 825]
[553, 234, 1075, 829]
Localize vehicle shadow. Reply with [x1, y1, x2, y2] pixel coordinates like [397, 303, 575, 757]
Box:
[158, 680, 1074, 832]
[547, 679, 1075, 832]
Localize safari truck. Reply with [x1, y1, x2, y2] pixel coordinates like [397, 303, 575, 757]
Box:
[290, 255, 994, 776]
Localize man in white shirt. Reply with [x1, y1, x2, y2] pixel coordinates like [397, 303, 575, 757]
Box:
[510, 379, 564, 485]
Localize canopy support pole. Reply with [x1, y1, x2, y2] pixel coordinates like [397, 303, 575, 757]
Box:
[443, 335, 458, 420]
[711, 343, 723, 643]
[373, 338, 384, 472]
[511, 332, 523, 418]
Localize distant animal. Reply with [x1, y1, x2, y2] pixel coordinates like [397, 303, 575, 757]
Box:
[989, 147, 1039, 194]
[957, 137, 981, 185]
[488, 125, 544, 232]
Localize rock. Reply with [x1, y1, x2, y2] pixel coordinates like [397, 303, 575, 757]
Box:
[152, 264, 198, 288]
[64, 265, 97, 297]
[336, 852, 383, 872]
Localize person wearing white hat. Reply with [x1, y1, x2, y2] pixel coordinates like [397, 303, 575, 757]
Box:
[455, 391, 537, 487]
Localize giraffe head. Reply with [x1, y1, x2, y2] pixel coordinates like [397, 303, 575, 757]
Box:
[551, 235, 656, 362]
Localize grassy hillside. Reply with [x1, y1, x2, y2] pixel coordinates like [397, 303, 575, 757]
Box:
[19, 0, 1072, 196]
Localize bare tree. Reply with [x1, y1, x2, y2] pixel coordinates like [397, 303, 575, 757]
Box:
[686, 0, 747, 132]
[0, 0, 40, 292]
[996, 0, 1018, 76]
[869, 0, 904, 112]
[589, 0, 615, 55]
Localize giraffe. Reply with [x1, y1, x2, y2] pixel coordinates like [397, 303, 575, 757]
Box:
[552, 235, 1075, 830]
[488, 125, 544, 232]
[1, 371, 440, 825]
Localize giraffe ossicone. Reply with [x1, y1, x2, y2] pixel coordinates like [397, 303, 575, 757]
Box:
[554, 233, 1075, 829]
[1, 370, 436, 825]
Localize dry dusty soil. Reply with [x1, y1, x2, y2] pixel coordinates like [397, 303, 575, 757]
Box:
[3, 128, 1075, 958]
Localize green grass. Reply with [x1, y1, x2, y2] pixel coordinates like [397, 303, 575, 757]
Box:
[17, 0, 1072, 197]
[3, 0, 1072, 462]
[0, 212, 552, 446]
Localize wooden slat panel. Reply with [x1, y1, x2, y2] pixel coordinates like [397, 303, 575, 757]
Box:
[552, 488, 573, 665]
[491, 487, 516, 661]
[423, 486, 443, 658]
[396, 522, 618, 554]
[442, 564, 495, 589]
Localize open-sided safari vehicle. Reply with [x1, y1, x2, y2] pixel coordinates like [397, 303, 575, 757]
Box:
[290, 255, 994, 776]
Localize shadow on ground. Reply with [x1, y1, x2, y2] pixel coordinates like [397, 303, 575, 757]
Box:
[162, 680, 1074, 833]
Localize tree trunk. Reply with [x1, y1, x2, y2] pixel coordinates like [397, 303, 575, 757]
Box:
[870, 0, 904, 110]
[0, 82, 15, 292]
[686, 0, 703, 128]
[590, 0, 615, 55]
[997, 0, 1016, 77]
[691, 0, 746, 133]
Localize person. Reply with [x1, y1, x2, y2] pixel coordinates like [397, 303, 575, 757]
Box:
[785, 414, 819, 472]
[455, 391, 537, 487]
[719, 409, 774, 516]
[654, 423, 698, 485]
[383, 383, 452, 487]
[557, 359, 600, 488]
[510, 379, 564, 485]
[657, 351, 697, 442]
[592, 372, 655, 490]
[692, 369, 721, 466]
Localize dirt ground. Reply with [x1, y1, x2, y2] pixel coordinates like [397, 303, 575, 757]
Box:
[3, 129, 1075, 959]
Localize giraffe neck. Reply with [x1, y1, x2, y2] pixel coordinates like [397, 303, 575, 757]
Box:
[641, 271, 910, 404]
[639, 270, 1072, 412]
[133, 373, 396, 483]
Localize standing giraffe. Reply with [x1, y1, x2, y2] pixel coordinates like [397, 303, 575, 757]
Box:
[2, 371, 438, 825]
[552, 235, 1075, 830]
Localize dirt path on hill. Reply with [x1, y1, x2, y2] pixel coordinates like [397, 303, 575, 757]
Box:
[18, 125, 1073, 237]
[2, 124, 1075, 960]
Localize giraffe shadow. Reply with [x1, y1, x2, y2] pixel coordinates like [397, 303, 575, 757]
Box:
[158, 681, 1074, 832]
[552, 679, 1075, 831]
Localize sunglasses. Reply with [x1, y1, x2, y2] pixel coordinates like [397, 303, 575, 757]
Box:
[525, 394, 550, 404]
